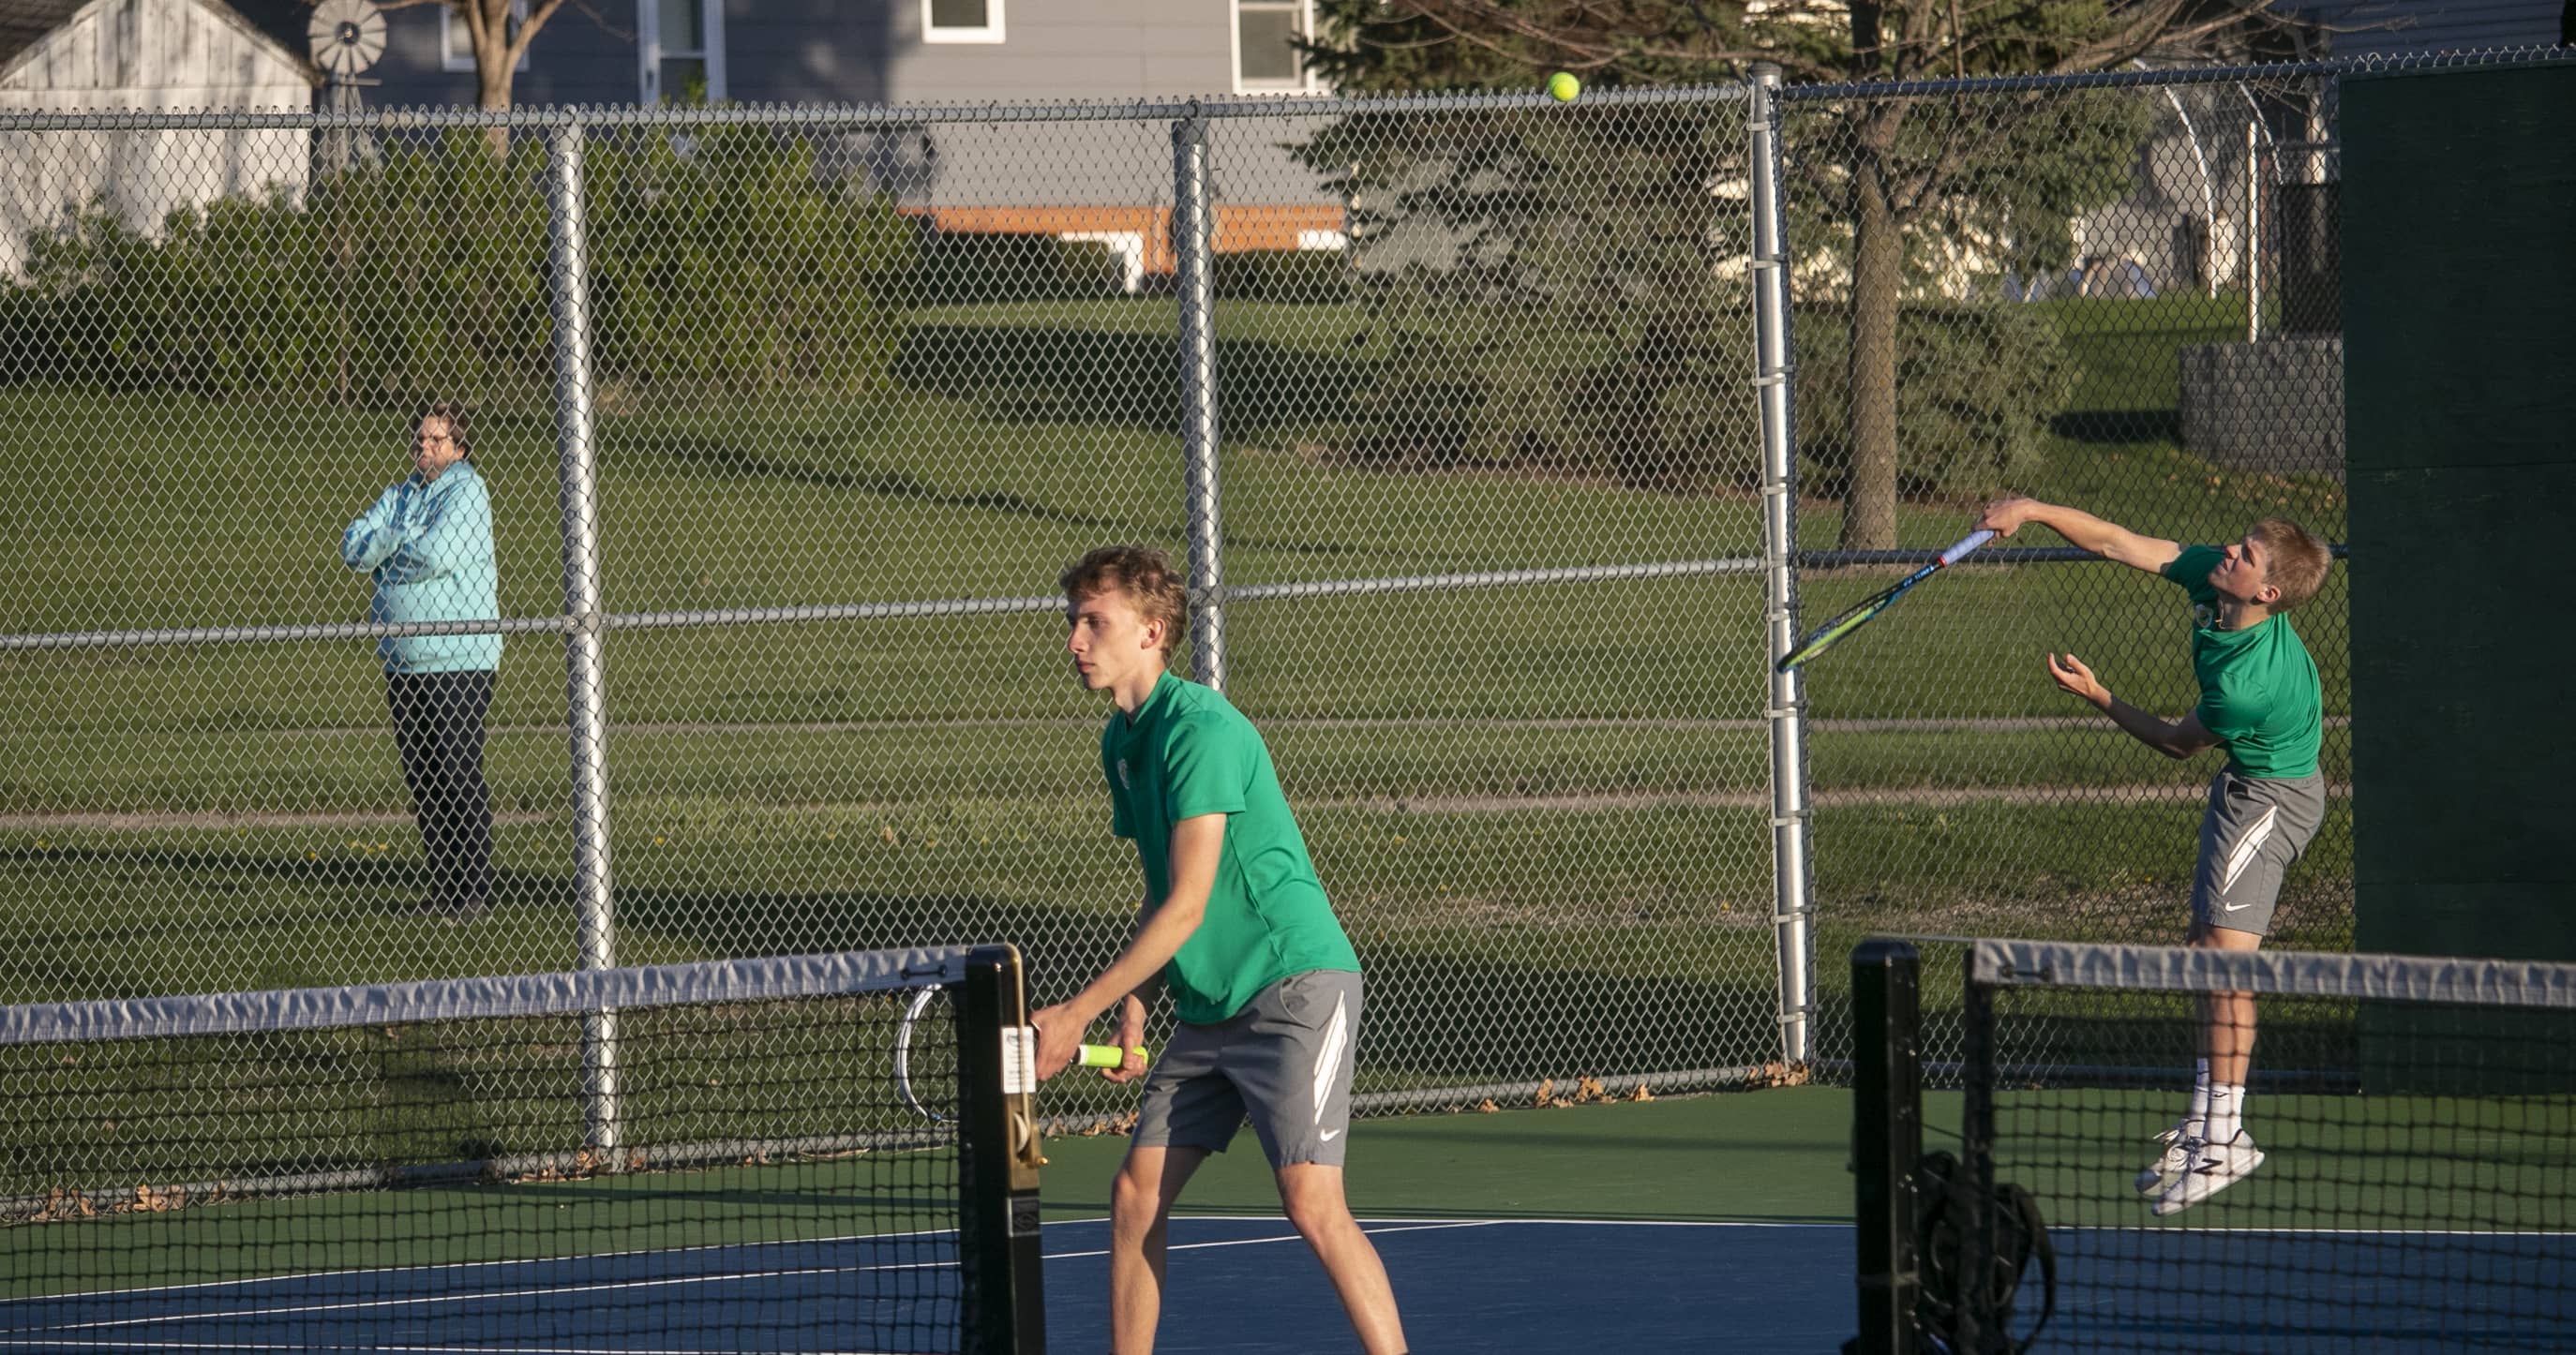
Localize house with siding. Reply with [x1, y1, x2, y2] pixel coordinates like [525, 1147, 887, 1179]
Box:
[217, 0, 1349, 285]
[2049, 0, 2561, 304]
[0, 0, 316, 276]
[2287, 0, 2565, 56]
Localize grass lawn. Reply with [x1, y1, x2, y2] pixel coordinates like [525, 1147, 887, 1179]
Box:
[0, 290, 2352, 1094]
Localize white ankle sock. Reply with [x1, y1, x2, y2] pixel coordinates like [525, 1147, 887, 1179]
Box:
[2185, 1059, 2212, 1139]
[2205, 1083, 2247, 1144]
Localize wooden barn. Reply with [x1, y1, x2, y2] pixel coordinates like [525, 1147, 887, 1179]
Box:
[0, 0, 317, 277]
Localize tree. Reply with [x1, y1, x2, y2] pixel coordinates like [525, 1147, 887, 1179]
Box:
[367, 0, 604, 155]
[1308, 0, 2293, 547]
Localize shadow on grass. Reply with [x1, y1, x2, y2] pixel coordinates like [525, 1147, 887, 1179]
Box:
[2051, 409, 2180, 444]
[622, 883, 1781, 1086]
[894, 324, 1370, 443]
[645, 436, 1138, 534]
[640, 434, 1380, 560]
[7, 845, 1788, 1113]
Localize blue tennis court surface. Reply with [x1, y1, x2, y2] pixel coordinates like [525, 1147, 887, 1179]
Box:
[1042, 1216, 1855, 1353]
[8, 1215, 2572, 1350]
[0, 1218, 1853, 1353]
[2037, 1226, 2576, 1352]
[0, 1229, 969, 1354]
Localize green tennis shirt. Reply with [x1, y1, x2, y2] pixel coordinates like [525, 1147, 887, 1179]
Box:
[1101, 672, 1359, 1024]
[2163, 544, 2323, 779]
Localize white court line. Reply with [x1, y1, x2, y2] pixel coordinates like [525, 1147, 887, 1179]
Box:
[2047, 1225, 2576, 1238]
[0, 1344, 924, 1355]
[7, 1258, 962, 1338]
[1048, 1214, 1835, 1228]
[1035, 1214, 1837, 1261]
[0, 1227, 964, 1309]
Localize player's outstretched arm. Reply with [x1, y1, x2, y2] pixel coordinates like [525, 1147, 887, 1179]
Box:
[1030, 813, 1224, 1080]
[1977, 498, 2181, 574]
[2048, 652, 2223, 759]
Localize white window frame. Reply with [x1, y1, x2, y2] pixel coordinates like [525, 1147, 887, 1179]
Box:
[638, 0, 727, 103]
[922, 0, 1006, 45]
[442, 0, 531, 74]
[1231, 0, 1321, 96]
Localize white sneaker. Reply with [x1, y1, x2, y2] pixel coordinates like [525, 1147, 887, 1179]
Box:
[2133, 1122, 2195, 1195]
[2150, 1132, 2265, 1215]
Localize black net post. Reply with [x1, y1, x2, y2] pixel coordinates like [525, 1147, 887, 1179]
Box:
[1954, 952, 1999, 1355]
[957, 944, 1047, 1354]
[1850, 938, 1922, 1355]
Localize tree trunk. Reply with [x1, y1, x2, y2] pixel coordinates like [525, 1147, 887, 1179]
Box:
[1841, 141, 1903, 552]
[477, 43, 514, 158]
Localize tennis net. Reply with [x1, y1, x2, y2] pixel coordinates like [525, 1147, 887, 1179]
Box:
[0, 945, 1044, 1354]
[1852, 937, 2576, 1354]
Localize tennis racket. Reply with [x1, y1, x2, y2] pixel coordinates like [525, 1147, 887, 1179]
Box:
[1776, 529, 1994, 673]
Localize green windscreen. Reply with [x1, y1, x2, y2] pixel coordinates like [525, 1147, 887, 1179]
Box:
[2344, 60, 2576, 961]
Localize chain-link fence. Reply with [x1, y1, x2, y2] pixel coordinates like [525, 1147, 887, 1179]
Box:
[1, 50, 2561, 1122]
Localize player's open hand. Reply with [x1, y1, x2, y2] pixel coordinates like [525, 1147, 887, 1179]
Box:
[2046, 651, 2110, 707]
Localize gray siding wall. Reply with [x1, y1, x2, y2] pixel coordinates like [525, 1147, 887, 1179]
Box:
[2295, 0, 2564, 56]
[352, 2, 1337, 213]
[355, 2, 1266, 112]
[359, 3, 643, 109]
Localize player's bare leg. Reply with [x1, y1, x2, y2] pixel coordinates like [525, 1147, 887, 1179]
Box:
[1278, 1162, 1407, 1354]
[1111, 1144, 1207, 1355]
[2194, 921, 2263, 1090]
[2155, 922, 2268, 1214]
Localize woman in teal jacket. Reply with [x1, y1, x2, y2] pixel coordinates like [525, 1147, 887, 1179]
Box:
[341, 401, 502, 922]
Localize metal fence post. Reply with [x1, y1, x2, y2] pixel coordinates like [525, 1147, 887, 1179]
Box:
[2246, 119, 2262, 342]
[547, 116, 621, 1159]
[1171, 107, 1228, 692]
[1749, 64, 1817, 1067]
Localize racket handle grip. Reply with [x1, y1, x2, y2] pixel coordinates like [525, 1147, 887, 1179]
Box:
[1078, 1043, 1146, 1068]
[1940, 529, 1998, 565]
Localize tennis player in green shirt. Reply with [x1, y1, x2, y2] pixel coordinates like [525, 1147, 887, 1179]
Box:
[1975, 499, 2333, 1215]
[1031, 545, 1407, 1354]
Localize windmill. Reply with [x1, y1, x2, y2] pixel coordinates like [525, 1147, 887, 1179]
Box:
[308, 0, 385, 172]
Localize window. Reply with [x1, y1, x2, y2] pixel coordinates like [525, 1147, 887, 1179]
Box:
[639, 0, 726, 103]
[442, 0, 529, 74]
[923, 0, 1005, 44]
[1233, 0, 1318, 94]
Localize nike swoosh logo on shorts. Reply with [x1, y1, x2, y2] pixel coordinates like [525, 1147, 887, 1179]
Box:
[2218, 803, 2280, 896]
[1321, 1128, 1341, 1141]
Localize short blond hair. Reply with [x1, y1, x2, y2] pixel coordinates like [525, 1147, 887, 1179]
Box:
[2249, 517, 2332, 611]
[1059, 545, 1189, 656]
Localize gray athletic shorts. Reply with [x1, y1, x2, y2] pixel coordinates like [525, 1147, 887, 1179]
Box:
[1131, 970, 1361, 1169]
[2191, 767, 2327, 937]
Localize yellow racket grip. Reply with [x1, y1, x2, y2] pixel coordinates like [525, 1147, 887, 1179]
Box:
[1078, 1043, 1148, 1068]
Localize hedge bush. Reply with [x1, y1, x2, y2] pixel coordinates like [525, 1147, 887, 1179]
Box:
[0, 127, 912, 403]
[1333, 282, 2071, 499]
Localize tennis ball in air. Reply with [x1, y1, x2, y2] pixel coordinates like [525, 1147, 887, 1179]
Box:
[1548, 71, 1580, 103]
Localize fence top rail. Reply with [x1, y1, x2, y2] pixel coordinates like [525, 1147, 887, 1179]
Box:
[1, 45, 2558, 133]
[1773, 43, 2572, 103]
[0, 82, 1746, 134]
